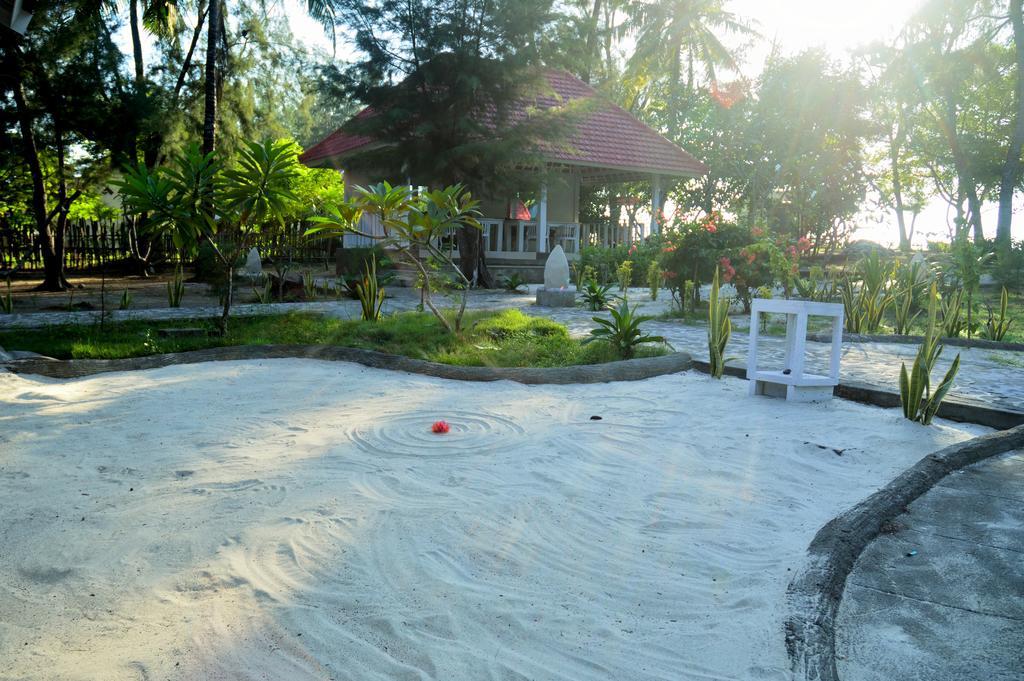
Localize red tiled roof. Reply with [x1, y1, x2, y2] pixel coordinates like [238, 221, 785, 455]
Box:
[300, 69, 708, 177]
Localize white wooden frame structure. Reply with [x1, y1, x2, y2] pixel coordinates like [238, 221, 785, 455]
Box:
[747, 299, 844, 402]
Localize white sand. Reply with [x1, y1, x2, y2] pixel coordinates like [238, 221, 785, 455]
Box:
[0, 361, 989, 681]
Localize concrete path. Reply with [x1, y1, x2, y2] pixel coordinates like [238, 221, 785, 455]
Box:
[1, 286, 1022, 412]
[835, 450, 1024, 681]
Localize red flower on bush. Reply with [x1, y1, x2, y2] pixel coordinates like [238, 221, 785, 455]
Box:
[432, 421, 450, 434]
[751, 227, 765, 238]
[719, 257, 736, 283]
[663, 245, 676, 253]
[797, 236, 812, 252]
[629, 245, 637, 255]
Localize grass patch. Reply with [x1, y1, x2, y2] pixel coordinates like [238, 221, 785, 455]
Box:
[0, 309, 669, 367]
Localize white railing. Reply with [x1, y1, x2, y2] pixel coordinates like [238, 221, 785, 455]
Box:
[414, 219, 626, 259]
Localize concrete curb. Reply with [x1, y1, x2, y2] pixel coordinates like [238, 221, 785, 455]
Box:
[784, 424, 1024, 681]
[688, 362, 1024, 430]
[806, 332, 1024, 353]
[1, 344, 693, 385]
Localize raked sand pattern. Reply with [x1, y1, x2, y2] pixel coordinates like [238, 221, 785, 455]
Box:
[0, 360, 988, 681]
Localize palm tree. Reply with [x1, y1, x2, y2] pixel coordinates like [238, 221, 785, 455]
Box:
[622, 0, 757, 96]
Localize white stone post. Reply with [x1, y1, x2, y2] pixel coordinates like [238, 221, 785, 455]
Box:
[538, 180, 549, 253]
[650, 174, 663, 235]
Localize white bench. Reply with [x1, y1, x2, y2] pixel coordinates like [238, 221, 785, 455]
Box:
[747, 298, 844, 402]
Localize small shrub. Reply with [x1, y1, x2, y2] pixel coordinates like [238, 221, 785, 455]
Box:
[646, 260, 662, 301]
[940, 289, 966, 338]
[118, 288, 132, 310]
[982, 286, 1013, 341]
[253, 278, 273, 304]
[167, 266, 185, 308]
[1, 278, 12, 314]
[501, 273, 528, 293]
[581, 281, 614, 311]
[900, 283, 961, 425]
[583, 298, 665, 359]
[302, 270, 318, 300]
[354, 258, 386, 321]
[578, 264, 597, 289]
[708, 267, 731, 378]
[616, 260, 634, 292]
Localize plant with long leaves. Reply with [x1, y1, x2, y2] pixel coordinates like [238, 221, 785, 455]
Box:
[900, 283, 961, 425]
[0, 277, 12, 314]
[117, 140, 299, 333]
[940, 288, 966, 338]
[707, 266, 731, 378]
[354, 257, 386, 321]
[306, 182, 481, 333]
[167, 265, 185, 307]
[982, 286, 1013, 341]
[580, 281, 615, 311]
[583, 298, 665, 360]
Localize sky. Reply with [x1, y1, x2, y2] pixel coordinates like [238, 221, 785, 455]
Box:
[122, 0, 1017, 247]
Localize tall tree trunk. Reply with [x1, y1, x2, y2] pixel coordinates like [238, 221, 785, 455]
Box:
[5, 42, 66, 291]
[943, 98, 984, 242]
[129, 0, 144, 85]
[202, 0, 220, 155]
[582, 0, 602, 84]
[889, 124, 910, 251]
[456, 227, 492, 288]
[997, 0, 1024, 246]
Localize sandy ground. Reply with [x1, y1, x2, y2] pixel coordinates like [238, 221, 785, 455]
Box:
[0, 361, 989, 681]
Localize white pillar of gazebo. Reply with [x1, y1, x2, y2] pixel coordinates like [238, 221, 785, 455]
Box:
[650, 174, 663, 235]
[538, 180, 549, 253]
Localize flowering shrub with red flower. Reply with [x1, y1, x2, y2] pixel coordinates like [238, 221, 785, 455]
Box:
[657, 214, 750, 310]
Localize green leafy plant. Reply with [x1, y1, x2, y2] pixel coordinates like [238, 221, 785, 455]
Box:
[943, 239, 993, 338]
[794, 265, 836, 302]
[840, 251, 894, 333]
[354, 257, 386, 321]
[118, 288, 132, 310]
[583, 298, 665, 359]
[900, 283, 961, 425]
[982, 286, 1013, 341]
[167, 266, 185, 308]
[646, 260, 662, 301]
[501, 272, 528, 293]
[117, 139, 300, 334]
[253, 278, 273, 304]
[0, 278, 12, 314]
[616, 260, 634, 292]
[940, 289, 966, 338]
[307, 181, 481, 333]
[578, 264, 597, 289]
[302, 270, 318, 300]
[580, 281, 614, 311]
[708, 267, 731, 378]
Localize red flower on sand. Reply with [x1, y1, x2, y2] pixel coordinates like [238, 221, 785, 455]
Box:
[432, 421, 450, 434]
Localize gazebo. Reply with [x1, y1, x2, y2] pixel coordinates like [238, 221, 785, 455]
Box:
[300, 69, 707, 278]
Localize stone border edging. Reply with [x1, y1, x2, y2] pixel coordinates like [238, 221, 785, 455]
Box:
[687, 361, 1024, 430]
[1, 344, 693, 385]
[807, 332, 1024, 353]
[784, 423, 1024, 681]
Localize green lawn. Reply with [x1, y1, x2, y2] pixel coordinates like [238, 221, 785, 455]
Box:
[0, 309, 667, 367]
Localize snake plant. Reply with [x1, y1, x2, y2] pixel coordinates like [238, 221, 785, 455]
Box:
[708, 267, 731, 378]
[900, 282, 961, 425]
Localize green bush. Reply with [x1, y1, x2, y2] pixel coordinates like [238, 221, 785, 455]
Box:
[583, 298, 665, 359]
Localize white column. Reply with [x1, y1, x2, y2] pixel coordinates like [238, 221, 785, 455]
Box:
[538, 181, 549, 253]
[650, 174, 663, 235]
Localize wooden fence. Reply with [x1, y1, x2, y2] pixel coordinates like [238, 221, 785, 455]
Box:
[0, 219, 334, 271]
